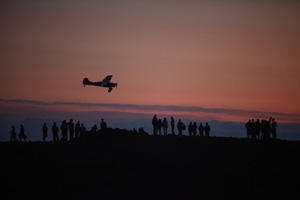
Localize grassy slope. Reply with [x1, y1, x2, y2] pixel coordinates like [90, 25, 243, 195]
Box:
[1, 136, 300, 199]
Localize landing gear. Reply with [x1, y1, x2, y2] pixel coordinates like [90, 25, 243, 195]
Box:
[108, 88, 112, 93]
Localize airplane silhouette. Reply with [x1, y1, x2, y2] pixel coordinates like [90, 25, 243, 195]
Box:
[83, 75, 118, 93]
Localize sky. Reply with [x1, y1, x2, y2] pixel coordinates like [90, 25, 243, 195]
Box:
[1, 0, 300, 123]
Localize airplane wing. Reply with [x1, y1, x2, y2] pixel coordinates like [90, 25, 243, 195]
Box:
[102, 75, 112, 83]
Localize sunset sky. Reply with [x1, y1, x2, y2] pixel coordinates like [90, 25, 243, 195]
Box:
[1, 0, 300, 123]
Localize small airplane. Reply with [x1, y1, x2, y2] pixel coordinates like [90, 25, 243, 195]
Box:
[83, 75, 118, 93]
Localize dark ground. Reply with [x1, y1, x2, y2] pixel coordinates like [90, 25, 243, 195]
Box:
[1, 135, 300, 199]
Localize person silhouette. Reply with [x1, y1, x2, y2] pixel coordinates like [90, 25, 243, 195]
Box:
[204, 122, 210, 137]
[52, 122, 59, 142]
[80, 123, 86, 141]
[198, 123, 204, 137]
[157, 119, 162, 135]
[61, 120, 68, 142]
[42, 123, 48, 142]
[152, 115, 158, 136]
[170, 117, 175, 135]
[245, 120, 251, 138]
[271, 118, 277, 139]
[9, 125, 17, 142]
[266, 118, 272, 139]
[254, 119, 261, 139]
[100, 119, 107, 132]
[261, 120, 266, 139]
[68, 119, 74, 141]
[18, 125, 27, 142]
[188, 122, 193, 137]
[177, 119, 185, 136]
[75, 121, 81, 139]
[163, 118, 168, 135]
[192, 122, 197, 137]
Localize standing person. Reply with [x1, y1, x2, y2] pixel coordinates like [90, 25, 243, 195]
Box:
[42, 123, 48, 142]
[245, 120, 251, 139]
[192, 122, 197, 137]
[198, 123, 204, 137]
[80, 123, 86, 141]
[52, 122, 59, 142]
[204, 122, 210, 137]
[188, 122, 193, 137]
[9, 126, 17, 142]
[18, 125, 27, 142]
[75, 121, 81, 139]
[250, 119, 255, 139]
[271, 118, 277, 139]
[68, 119, 74, 141]
[170, 117, 175, 135]
[100, 119, 107, 132]
[261, 120, 266, 139]
[61, 120, 68, 142]
[264, 118, 272, 139]
[254, 119, 261, 139]
[152, 115, 158, 136]
[177, 119, 185, 136]
[157, 119, 162, 135]
[163, 118, 168, 135]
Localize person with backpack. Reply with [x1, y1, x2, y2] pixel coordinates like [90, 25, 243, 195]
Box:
[177, 119, 185, 136]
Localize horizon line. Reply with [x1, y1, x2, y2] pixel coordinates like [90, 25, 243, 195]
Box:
[1, 98, 300, 122]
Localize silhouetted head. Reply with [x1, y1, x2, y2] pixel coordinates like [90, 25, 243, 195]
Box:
[179, 119, 181, 122]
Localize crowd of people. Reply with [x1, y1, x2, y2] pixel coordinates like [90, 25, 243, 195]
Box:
[245, 117, 277, 139]
[151, 115, 211, 137]
[10, 116, 278, 142]
[9, 116, 213, 142]
[9, 119, 108, 142]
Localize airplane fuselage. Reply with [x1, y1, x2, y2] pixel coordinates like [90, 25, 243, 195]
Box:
[83, 77, 117, 93]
